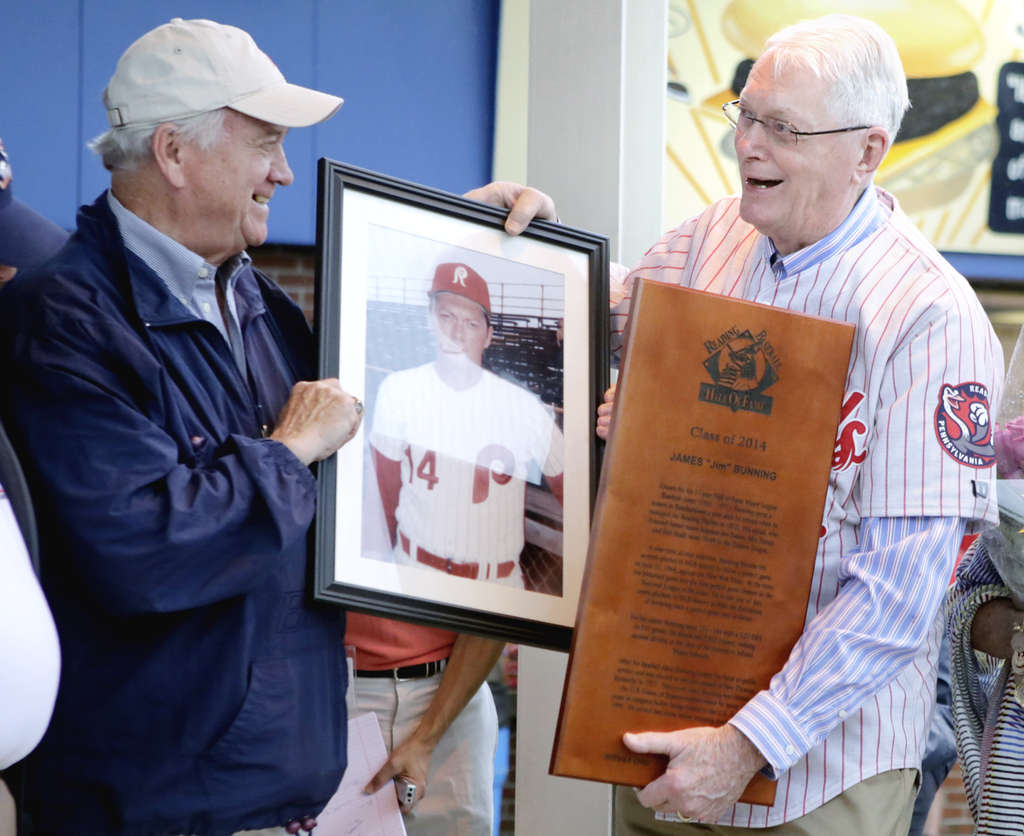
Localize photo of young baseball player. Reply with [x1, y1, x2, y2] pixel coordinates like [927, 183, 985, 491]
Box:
[336, 212, 587, 833]
[368, 260, 565, 590]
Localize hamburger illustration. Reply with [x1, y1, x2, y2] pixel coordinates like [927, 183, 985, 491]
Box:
[700, 0, 997, 214]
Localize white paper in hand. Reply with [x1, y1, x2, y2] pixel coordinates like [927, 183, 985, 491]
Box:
[314, 712, 407, 836]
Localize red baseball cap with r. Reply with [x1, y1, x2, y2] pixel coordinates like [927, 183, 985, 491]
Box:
[429, 262, 491, 314]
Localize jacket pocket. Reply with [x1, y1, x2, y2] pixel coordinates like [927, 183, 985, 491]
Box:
[199, 650, 345, 814]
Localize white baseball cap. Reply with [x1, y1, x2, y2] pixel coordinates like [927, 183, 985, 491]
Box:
[103, 18, 343, 130]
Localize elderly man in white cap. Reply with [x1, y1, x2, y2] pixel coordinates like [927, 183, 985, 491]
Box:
[0, 18, 553, 836]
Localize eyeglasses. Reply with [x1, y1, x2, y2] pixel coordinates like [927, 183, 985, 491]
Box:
[721, 100, 870, 146]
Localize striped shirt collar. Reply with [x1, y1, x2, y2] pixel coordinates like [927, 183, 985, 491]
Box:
[764, 185, 888, 280]
[106, 190, 250, 313]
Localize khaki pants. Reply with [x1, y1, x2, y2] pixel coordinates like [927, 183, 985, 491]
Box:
[0, 779, 14, 836]
[355, 675, 497, 836]
[614, 769, 918, 836]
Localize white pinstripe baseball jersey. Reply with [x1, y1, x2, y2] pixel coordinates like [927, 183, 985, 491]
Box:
[370, 362, 563, 571]
[616, 186, 1001, 826]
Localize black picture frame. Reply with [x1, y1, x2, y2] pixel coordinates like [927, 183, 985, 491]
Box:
[313, 159, 609, 650]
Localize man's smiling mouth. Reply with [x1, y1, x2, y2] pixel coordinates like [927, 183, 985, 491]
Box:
[746, 177, 782, 189]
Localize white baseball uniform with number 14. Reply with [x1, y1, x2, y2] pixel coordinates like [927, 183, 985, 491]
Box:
[371, 362, 563, 569]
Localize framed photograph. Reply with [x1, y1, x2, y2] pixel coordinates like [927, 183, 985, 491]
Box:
[313, 159, 609, 650]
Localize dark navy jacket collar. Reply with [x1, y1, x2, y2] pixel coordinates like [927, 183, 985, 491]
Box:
[83, 192, 267, 330]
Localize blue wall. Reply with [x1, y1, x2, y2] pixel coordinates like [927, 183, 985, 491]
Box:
[2, 0, 499, 244]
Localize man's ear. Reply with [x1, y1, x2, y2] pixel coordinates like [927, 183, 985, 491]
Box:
[151, 123, 189, 189]
[857, 126, 891, 177]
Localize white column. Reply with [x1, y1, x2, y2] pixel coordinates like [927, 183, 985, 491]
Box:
[494, 2, 667, 834]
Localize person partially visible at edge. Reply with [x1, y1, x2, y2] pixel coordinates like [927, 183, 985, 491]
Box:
[0, 138, 68, 286]
[2, 18, 357, 836]
[1, 19, 360, 836]
[590, 13, 1001, 836]
[947, 541, 1024, 834]
[946, 405, 1024, 834]
[0, 18, 555, 835]
[346, 262, 563, 835]
[0, 136, 66, 835]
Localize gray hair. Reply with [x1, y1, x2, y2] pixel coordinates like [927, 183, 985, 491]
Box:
[88, 108, 228, 171]
[759, 14, 909, 141]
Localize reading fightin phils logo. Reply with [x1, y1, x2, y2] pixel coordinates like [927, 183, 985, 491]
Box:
[698, 327, 780, 414]
[934, 381, 995, 468]
[833, 391, 868, 471]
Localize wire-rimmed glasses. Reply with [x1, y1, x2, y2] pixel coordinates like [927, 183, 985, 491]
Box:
[721, 100, 870, 146]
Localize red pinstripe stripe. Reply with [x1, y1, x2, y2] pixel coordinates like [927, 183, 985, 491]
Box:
[687, 203, 731, 275]
[874, 693, 883, 775]
[693, 213, 743, 277]
[895, 678, 909, 765]
[883, 365, 896, 514]
[856, 252, 914, 360]
[839, 720, 845, 797]
[801, 750, 811, 816]
[770, 269, 787, 306]
[909, 658, 929, 761]
[923, 324, 933, 515]
[829, 236, 894, 322]
[812, 518, 829, 616]
[739, 252, 770, 297]
[782, 763, 794, 820]
[865, 270, 942, 374]
[820, 738, 828, 810]
[941, 322, 954, 519]
[807, 263, 826, 315]
[858, 705, 864, 784]
[903, 346, 911, 514]
[824, 243, 861, 321]
[697, 226, 758, 294]
[887, 683, 896, 771]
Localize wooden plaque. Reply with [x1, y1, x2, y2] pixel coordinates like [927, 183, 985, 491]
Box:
[550, 280, 855, 806]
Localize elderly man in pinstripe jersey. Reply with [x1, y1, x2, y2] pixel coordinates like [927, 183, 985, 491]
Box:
[594, 13, 1002, 836]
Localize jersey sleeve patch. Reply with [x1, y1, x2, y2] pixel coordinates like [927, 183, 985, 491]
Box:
[933, 381, 995, 468]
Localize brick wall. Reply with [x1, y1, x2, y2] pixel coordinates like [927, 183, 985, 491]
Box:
[250, 243, 318, 323]
[931, 763, 975, 835]
[500, 718, 517, 835]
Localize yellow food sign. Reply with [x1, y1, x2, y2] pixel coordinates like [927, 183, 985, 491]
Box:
[665, 0, 1024, 255]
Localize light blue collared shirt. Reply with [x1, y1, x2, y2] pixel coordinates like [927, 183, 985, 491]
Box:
[766, 185, 888, 280]
[731, 514, 963, 777]
[106, 191, 249, 375]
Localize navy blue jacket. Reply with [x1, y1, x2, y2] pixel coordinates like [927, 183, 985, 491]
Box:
[0, 194, 346, 835]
